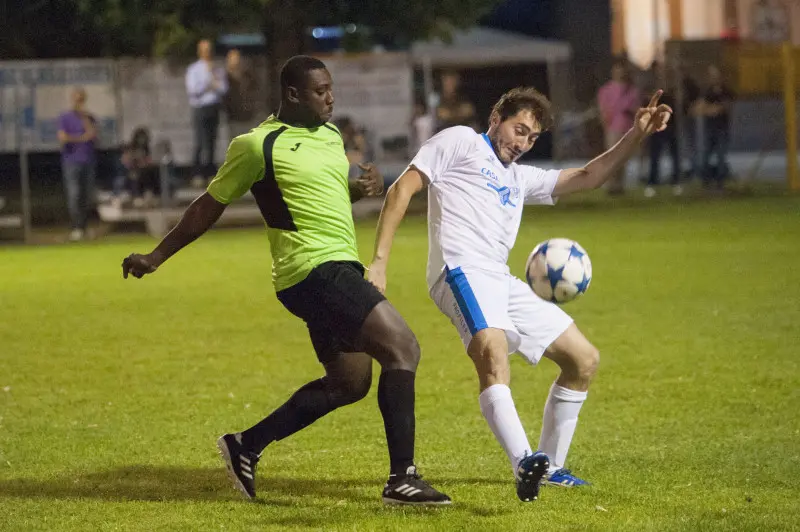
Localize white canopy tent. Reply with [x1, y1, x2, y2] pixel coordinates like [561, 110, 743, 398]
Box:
[410, 27, 575, 160]
[411, 27, 573, 111]
[410, 26, 571, 67]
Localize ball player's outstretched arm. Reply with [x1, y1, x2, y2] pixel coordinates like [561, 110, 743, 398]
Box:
[367, 167, 426, 293]
[121, 193, 227, 279]
[123, 133, 262, 279]
[552, 90, 673, 197]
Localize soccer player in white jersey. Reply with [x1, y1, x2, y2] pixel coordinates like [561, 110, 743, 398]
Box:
[367, 87, 671, 502]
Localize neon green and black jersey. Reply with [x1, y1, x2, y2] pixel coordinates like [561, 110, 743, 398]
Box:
[207, 115, 359, 291]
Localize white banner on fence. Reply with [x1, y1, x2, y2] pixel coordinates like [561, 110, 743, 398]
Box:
[0, 54, 413, 166]
[118, 53, 414, 166]
[0, 59, 118, 152]
[117, 58, 234, 168]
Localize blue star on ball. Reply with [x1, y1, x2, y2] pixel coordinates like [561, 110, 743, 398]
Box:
[568, 245, 585, 260]
[575, 274, 591, 293]
[547, 264, 565, 290]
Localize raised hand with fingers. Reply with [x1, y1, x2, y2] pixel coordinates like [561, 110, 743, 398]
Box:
[355, 163, 384, 197]
[634, 90, 673, 136]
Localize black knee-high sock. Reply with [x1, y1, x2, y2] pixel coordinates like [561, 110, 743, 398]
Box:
[241, 378, 335, 455]
[377, 369, 416, 476]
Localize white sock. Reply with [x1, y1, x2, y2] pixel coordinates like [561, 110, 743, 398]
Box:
[478, 384, 532, 476]
[538, 382, 587, 473]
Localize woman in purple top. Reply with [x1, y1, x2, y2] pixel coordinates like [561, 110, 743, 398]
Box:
[57, 87, 97, 241]
[597, 61, 640, 195]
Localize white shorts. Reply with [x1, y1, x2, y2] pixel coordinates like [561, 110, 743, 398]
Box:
[430, 266, 574, 365]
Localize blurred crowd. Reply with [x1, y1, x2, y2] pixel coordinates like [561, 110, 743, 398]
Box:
[54, 40, 261, 241]
[36, 39, 741, 242]
[407, 59, 739, 200]
[597, 56, 736, 198]
[411, 70, 477, 153]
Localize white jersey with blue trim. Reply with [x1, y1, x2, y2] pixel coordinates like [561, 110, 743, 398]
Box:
[408, 126, 561, 291]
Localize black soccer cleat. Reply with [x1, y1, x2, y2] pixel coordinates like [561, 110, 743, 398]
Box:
[382, 466, 452, 506]
[515, 451, 550, 502]
[217, 433, 259, 499]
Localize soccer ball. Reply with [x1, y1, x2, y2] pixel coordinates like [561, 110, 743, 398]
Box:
[525, 238, 592, 304]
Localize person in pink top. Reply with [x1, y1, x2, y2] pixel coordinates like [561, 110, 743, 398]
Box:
[597, 61, 640, 194]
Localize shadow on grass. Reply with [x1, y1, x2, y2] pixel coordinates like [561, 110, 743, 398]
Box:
[0, 465, 380, 504]
[0, 466, 517, 522]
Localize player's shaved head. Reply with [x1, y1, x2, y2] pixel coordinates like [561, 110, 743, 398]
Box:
[280, 55, 328, 92]
[278, 55, 334, 127]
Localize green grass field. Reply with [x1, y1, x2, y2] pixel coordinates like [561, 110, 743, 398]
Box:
[2, 192, 799, 531]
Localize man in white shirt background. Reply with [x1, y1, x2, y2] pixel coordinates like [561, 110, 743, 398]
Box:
[185, 39, 228, 186]
[368, 87, 671, 501]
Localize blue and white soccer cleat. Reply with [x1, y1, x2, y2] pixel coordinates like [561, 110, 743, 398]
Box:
[543, 468, 591, 487]
[515, 451, 550, 502]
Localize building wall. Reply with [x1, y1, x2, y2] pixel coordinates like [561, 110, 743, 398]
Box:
[736, 0, 800, 44]
[617, 0, 798, 69]
[622, 0, 673, 67]
[681, 0, 726, 40]
[550, 0, 613, 103]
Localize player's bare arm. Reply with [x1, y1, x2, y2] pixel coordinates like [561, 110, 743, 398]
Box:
[349, 162, 385, 203]
[79, 114, 97, 142]
[57, 129, 86, 145]
[367, 167, 426, 293]
[553, 90, 673, 197]
[121, 193, 227, 279]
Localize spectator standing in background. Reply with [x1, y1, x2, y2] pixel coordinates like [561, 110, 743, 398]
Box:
[337, 117, 373, 178]
[435, 71, 478, 132]
[224, 49, 259, 139]
[597, 60, 640, 195]
[186, 39, 228, 187]
[411, 100, 434, 154]
[700, 65, 735, 189]
[57, 87, 97, 242]
[645, 62, 681, 197]
[681, 74, 702, 180]
[113, 127, 159, 209]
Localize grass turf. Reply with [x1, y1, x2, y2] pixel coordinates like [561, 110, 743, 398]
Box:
[1, 191, 799, 531]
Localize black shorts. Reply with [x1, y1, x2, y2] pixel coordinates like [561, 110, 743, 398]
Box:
[276, 261, 386, 363]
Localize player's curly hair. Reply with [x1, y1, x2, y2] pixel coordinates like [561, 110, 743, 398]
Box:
[491, 87, 554, 131]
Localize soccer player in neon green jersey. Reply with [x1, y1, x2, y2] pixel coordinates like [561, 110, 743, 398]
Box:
[121, 56, 450, 506]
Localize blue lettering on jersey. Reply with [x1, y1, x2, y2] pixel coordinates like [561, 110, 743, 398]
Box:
[486, 182, 519, 208]
[481, 167, 499, 181]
